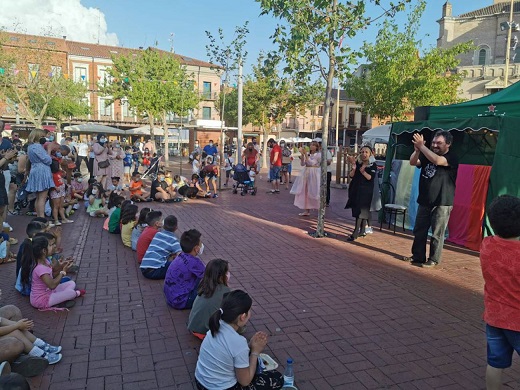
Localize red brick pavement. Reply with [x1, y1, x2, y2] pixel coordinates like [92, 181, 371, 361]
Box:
[1, 173, 519, 389]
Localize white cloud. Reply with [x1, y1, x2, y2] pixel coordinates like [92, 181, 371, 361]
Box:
[0, 0, 119, 45]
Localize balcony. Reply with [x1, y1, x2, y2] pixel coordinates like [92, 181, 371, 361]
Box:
[200, 91, 218, 101]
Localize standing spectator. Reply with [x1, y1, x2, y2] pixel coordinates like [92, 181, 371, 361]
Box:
[25, 129, 53, 218]
[75, 138, 89, 173]
[123, 146, 133, 183]
[203, 140, 218, 163]
[404, 131, 459, 268]
[252, 136, 262, 173]
[345, 146, 378, 241]
[323, 143, 333, 207]
[10, 130, 20, 143]
[92, 134, 112, 188]
[132, 140, 142, 174]
[280, 140, 292, 189]
[243, 143, 259, 173]
[143, 137, 155, 155]
[224, 151, 234, 187]
[267, 138, 282, 194]
[108, 140, 125, 181]
[480, 195, 520, 390]
[291, 141, 321, 217]
[87, 136, 96, 179]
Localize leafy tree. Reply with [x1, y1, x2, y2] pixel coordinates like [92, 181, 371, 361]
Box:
[206, 23, 249, 167]
[45, 78, 90, 130]
[347, 0, 473, 122]
[257, 0, 411, 237]
[0, 32, 89, 128]
[100, 48, 198, 159]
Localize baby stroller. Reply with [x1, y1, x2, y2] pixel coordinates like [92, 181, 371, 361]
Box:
[142, 154, 163, 180]
[232, 164, 257, 196]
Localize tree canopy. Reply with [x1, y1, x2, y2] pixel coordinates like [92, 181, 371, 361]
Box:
[347, 0, 473, 122]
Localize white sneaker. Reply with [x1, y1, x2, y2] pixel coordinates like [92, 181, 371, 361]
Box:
[43, 352, 62, 365]
[365, 227, 373, 234]
[72, 204, 79, 210]
[3, 222, 13, 232]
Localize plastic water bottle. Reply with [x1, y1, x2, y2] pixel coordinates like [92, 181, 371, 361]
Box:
[283, 358, 294, 386]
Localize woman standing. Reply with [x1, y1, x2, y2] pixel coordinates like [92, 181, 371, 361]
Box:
[25, 129, 54, 218]
[345, 145, 378, 241]
[242, 142, 259, 173]
[108, 140, 125, 180]
[290, 140, 321, 217]
[92, 133, 112, 188]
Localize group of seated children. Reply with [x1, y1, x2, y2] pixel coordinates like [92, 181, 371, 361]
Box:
[14, 218, 85, 312]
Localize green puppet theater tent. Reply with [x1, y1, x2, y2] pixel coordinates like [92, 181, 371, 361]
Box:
[382, 86, 520, 251]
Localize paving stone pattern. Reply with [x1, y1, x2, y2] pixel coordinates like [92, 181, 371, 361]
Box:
[1, 173, 519, 389]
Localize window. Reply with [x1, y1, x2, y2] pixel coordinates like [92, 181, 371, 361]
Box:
[51, 66, 62, 78]
[28, 63, 39, 81]
[202, 107, 211, 120]
[310, 108, 316, 116]
[317, 105, 324, 116]
[99, 98, 112, 117]
[338, 107, 343, 124]
[74, 67, 87, 84]
[348, 108, 355, 127]
[202, 81, 212, 99]
[121, 99, 130, 118]
[98, 67, 111, 86]
[361, 112, 367, 128]
[478, 49, 487, 65]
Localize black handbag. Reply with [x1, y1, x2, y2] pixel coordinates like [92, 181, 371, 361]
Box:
[98, 159, 110, 169]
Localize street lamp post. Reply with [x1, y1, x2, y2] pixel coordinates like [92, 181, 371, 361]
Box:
[505, 0, 516, 87]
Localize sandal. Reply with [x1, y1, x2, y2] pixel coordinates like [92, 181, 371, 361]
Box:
[0, 256, 16, 265]
[8, 238, 18, 245]
[298, 213, 310, 217]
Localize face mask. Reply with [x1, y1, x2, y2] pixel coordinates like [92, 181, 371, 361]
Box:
[100, 138, 107, 143]
[77, 178, 83, 183]
[253, 141, 257, 145]
[209, 143, 213, 146]
[48, 135, 55, 142]
[114, 144, 120, 148]
[198, 242, 204, 256]
[226, 271, 231, 282]
[195, 143, 199, 147]
[159, 177, 165, 182]
[55, 152, 62, 158]
[91, 188, 98, 195]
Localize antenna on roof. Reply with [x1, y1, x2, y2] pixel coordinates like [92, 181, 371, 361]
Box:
[168, 33, 175, 53]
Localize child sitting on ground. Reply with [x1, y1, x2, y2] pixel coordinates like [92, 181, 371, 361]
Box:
[187, 259, 231, 340]
[189, 174, 210, 198]
[136, 211, 163, 263]
[194, 290, 283, 390]
[28, 236, 85, 310]
[131, 207, 151, 251]
[480, 195, 520, 390]
[164, 229, 206, 309]
[140, 215, 181, 280]
[70, 172, 85, 205]
[129, 172, 151, 202]
[107, 196, 125, 234]
[172, 175, 196, 201]
[121, 204, 138, 248]
[0, 316, 62, 365]
[106, 176, 124, 198]
[87, 184, 108, 217]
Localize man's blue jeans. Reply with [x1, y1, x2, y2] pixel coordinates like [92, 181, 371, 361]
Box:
[411, 205, 453, 264]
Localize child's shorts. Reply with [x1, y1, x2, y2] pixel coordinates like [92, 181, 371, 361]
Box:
[486, 324, 520, 368]
[124, 166, 131, 174]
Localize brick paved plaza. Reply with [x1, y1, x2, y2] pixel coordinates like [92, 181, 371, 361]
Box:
[1, 172, 519, 390]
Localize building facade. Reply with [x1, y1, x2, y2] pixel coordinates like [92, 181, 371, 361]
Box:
[438, 0, 520, 99]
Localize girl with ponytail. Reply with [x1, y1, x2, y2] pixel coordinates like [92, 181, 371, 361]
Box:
[195, 290, 283, 390]
[28, 236, 86, 310]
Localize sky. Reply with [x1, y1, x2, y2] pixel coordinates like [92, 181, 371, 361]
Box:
[0, 0, 496, 75]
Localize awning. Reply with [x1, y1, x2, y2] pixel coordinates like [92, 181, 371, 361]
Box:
[63, 123, 126, 135]
[125, 125, 165, 136]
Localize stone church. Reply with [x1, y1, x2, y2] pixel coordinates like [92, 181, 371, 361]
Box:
[438, 0, 520, 99]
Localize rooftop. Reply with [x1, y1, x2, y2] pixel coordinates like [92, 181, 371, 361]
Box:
[459, 1, 520, 18]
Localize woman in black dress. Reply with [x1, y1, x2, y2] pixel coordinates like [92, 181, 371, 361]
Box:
[345, 145, 378, 241]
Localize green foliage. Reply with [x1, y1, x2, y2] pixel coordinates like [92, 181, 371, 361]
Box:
[45, 78, 90, 125]
[347, 0, 473, 121]
[100, 48, 199, 135]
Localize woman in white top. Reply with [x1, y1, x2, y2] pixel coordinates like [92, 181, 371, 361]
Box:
[194, 290, 283, 390]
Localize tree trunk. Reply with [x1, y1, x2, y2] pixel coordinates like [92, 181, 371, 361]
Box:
[262, 127, 269, 169]
[148, 116, 156, 151]
[162, 111, 169, 162]
[315, 0, 338, 238]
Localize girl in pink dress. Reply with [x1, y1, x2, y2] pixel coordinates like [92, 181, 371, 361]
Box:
[28, 236, 86, 310]
[290, 141, 321, 216]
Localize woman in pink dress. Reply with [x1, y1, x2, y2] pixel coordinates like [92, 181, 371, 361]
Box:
[108, 140, 125, 179]
[92, 133, 112, 188]
[290, 141, 321, 216]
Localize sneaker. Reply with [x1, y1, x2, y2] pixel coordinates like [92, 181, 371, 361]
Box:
[145, 198, 153, 202]
[3, 222, 13, 232]
[11, 355, 49, 377]
[48, 222, 55, 228]
[8, 210, 19, 216]
[42, 343, 62, 354]
[54, 221, 62, 226]
[420, 260, 438, 268]
[72, 204, 79, 210]
[183, 197, 188, 202]
[411, 259, 426, 267]
[0, 361, 11, 376]
[43, 353, 62, 365]
[62, 219, 74, 224]
[212, 194, 219, 198]
[78, 289, 86, 297]
[365, 227, 373, 234]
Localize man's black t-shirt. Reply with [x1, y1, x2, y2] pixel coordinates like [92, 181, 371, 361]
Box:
[417, 150, 459, 207]
[151, 180, 167, 199]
